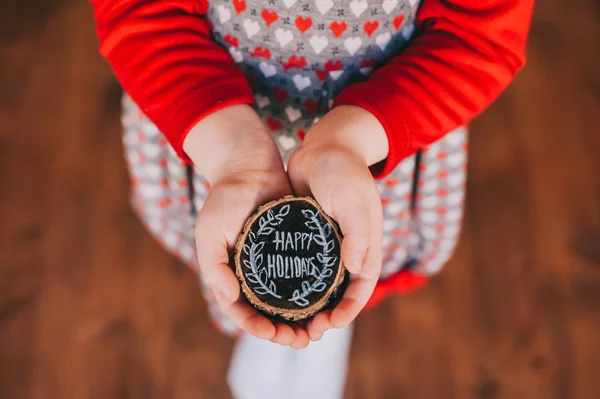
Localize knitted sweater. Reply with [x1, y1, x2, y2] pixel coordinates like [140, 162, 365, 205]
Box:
[92, 0, 533, 177]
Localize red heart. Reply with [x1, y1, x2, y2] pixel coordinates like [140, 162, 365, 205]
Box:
[295, 16, 313, 33]
[437, 169, 449, 179]
[363, 20, 379, 37]
[297, 130, 306, 140]
[304, 99, 319, 114]
[261, 9, 278, 26]
[233, 0, 246, 14]
[225, 35, 239, 47]
[393, 15, 405, 30]
[251, 46, 271, 58]
[283, 55, 307, 70]
[272, 88, 288, 101]
[385, 177, 398, 188]
[437, 188, 449, 198]
[360, 58, 376, 68]
[316, 69, 328, 81]
[436, 207, 448, 216]
[324, 60, 343, 71]
[266, 117, 282, 131]
[330, 21, 347, 38]
[437, 150, 448, 160]
[158, 198, 172, 208]
[381, 197, 391, 206]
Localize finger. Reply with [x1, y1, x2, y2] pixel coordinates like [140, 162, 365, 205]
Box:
[331, 190, 371, 274]
[271, 323, 296, 346]
[290, 328, 310, 349]
[306, 310, 333, 340]
[330, 225, 382, 329]
[223, 300, 276, 340]
[204, 262, 241, 305]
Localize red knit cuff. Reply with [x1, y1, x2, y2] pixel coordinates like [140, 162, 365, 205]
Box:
[161, 80, 255, 163]
[364, 270, 429, 310]
[332, 81, 414, 179]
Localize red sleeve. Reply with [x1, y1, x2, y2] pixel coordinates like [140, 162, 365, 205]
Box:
[91, 0, 254, 161]
[333, 0, 534, 178]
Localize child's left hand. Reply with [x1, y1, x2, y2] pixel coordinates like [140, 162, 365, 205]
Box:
[287, 105, 389, 341]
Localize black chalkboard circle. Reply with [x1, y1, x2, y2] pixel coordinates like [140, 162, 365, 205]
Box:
[234, 196, 347, 321]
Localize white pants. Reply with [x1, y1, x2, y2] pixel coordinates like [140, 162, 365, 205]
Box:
[228, 324, 354, 399]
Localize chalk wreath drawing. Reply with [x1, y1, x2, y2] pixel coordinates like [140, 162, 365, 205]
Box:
[241, 205, 291, 299]
[288, 209, 337, 307]
[241, 204, 339, 307]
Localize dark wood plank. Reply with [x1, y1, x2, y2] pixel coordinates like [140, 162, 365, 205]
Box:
[1, 0, 599, 398]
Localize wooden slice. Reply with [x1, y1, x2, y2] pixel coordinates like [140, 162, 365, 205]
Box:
[234, 196, 348, 322]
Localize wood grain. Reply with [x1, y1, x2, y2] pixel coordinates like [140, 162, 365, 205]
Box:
[0, 1, 598, 398]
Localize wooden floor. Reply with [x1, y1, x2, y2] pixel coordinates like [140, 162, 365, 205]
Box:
[1, 1, 599, 398]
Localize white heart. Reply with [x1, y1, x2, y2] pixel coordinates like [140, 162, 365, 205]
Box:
[359, 67, 373, 76]
[144, 164, 163, 180]
[443, 128, 467, 147]
[350, 0, 368, 17]
[446, 172, 465, 187]
[315, 0, 333, 14]
[423, 258, 445, 274]
[243, 19, 260, 38]
[278, 135, 297, 150]
[420, 194, 440, 208]
[292, 74, 311, 91]
[259, 62, 277, 77]
[275, 28, 294, 48]
[444, 224, 461, 237]
[392, 247, 408, 262]
[228, 46, 243, 63]
[309, 35, 328, 54]
[140, 120, 159, 137]
[382, 235, 392, 247]
[376, 32, 391, 51]
[385, 202, 405, 215]
[180, 245, 196, 263]
[167, 159, 184, 177]
[383, 219, 396, 232]
[420, 211, 439, 224]
[217, 5, 231, 23]
[382, 0, 398, 14]
[139, 184, 163, 200]
[329, 70, 343, 80]
[401, 23, 415, 40]
[344, 37, 362, 55]
[141, 143, 161, 159]
[398, 157, 415, 175]
[285, 106, 302, 122]
[255, 94, 270, 109]
[446, 152, 466, 168]
[422, 179, 439, 193]
[446, 191, 464, 206]
[421, 225, 437, 240]
[283, 0, 298, 8]
[446, 208, 462, 222]
[393, 182, 412, 196]
[423, 161, 440, 176]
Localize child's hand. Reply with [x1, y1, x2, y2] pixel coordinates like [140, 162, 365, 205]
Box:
[184, 105, 310, 349]
[287, 105, 389, 341]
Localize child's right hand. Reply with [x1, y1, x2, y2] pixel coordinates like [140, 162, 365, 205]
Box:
[183, 105, 310, 349]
